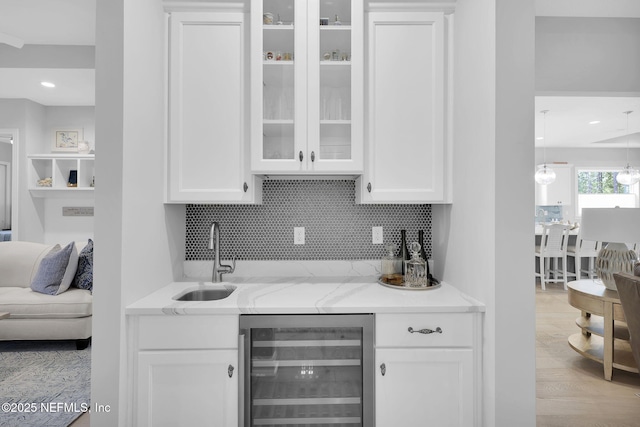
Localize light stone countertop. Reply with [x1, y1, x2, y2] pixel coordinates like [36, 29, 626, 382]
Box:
[126, 276, 485, 316]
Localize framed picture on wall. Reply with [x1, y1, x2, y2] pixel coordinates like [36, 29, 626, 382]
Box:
[52, 128, 83, 152]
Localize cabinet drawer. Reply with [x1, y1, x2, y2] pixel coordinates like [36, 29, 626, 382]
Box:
[376, 313, 473, 348]
[136, 315, 239, 350]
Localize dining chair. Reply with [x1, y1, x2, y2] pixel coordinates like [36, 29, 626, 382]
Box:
[567, 227, 601, 280]
[613, 272, 640, 373]
[535, 223, 571, 290]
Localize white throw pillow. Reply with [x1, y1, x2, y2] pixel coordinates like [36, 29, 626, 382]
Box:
[57, 242, 79, 295]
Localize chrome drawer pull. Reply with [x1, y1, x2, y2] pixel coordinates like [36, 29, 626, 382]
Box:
[408, 326, 442, 335]
[228, 364, 234, 378]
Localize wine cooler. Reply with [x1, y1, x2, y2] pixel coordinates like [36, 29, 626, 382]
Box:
[239, 314, 374, 426]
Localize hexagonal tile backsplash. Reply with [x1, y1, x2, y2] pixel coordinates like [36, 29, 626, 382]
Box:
[186, 180, 432, 260]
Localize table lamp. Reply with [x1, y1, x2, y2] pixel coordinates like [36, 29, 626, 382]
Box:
[581, 207, 640, 290]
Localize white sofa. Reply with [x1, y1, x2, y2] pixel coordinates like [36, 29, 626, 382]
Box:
[0, 241, 92, 349]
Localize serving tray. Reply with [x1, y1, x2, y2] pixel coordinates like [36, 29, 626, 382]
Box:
[377, 275, 441, 291]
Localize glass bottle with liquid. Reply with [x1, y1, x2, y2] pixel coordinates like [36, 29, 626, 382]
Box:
[381, 243, 402, 279]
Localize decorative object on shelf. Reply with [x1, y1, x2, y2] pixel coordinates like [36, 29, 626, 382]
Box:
[53, 128, 83, 152]
[90, 176, 95, 188]
[334, 14, 342, 25]
[320, 17, 329, 26]
[67, 170, 78, 187]
[404, 242, 428, 287]
[77, 140, 90, 154]
[398, 230, 409, 274]
[37, 177, 52, 187]
[535, 110, 556, 185]
[581, 207, 640, 290]
[615, 111, 640, 186]
[263, 12, 273, 25]
[276, 14, 283, 25]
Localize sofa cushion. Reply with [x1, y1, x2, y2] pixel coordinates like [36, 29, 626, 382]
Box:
[30, 243, 75, 295]
[0, 287, 92, 319]
[0, 242, 54, 288]
[73, 239, 93, 292]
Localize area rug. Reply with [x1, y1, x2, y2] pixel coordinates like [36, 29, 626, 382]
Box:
[0, 340, 91, 427]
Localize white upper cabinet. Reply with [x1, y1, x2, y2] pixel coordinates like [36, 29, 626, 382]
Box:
[251, 0, 364, 174]
[167, 11, 262, 203]
[535, 163, 573, 206]
[357, 10, 450, 203]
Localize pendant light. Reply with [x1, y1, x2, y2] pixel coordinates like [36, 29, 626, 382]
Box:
[535, 110, 556, 185]
[615, 111, 640, 186]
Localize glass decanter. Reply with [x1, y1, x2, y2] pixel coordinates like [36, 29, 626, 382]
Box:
[404, 242, 428, 287]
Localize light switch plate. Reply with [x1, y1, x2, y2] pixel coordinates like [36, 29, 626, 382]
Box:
[294, 227, 305, 245]
[372, 226, 383, 244]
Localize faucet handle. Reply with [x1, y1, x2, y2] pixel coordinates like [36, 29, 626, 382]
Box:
[220, 256, 236, 274]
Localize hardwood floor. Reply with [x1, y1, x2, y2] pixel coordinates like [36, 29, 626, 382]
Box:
[536, 282, 640, 426]
[68, 412, 89, 426]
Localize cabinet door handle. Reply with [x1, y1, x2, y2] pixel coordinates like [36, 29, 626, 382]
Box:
[243, 182, 248, 193]
[367, 182, 372, 193]
[299, 151, 304, 162]
[228, 364, 235, 378]
[380, 363, 386, 376]
[408, 326, 442, 334]
[311, 151, 315, 162]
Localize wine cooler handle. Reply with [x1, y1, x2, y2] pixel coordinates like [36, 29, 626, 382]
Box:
[380, 363, 386, 376]
[228, 364, 234, 378]
[299, 151, 304, 162]
[238, 333, 245, 427]
[408, 326, 443, 334]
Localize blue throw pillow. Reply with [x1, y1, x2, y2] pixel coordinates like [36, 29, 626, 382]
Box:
[30, 242, 74, 295]
[73, 239, 93, 292]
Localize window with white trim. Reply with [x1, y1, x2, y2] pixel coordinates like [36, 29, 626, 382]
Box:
[577, 168, 639, 216]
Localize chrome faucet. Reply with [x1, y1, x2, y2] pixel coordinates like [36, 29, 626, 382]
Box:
[208, 222, 236, 282]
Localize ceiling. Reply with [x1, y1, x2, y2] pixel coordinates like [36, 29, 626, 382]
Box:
[0, 0, 639, 147]
[535, 96, 640, 148]
[0, 0, 95, 106]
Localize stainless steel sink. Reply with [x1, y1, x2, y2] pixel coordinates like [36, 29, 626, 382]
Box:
[174, 286, 236, 301]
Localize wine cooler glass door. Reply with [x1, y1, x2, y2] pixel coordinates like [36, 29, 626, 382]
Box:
[240, 314, 374, 427]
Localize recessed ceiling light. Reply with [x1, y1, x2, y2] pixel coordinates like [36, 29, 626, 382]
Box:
[589, 120, 600, 125]
[40, 81, 55, 88]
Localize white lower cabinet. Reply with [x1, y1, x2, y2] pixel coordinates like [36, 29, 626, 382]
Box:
[128, 315, 239, 427]
[375, 348, 474, 426]
[136, 349, 238, 427]
[375, 313, 481, 426]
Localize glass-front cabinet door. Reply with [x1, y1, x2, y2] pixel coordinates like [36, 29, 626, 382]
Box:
[307, 0, 362, 173]
[252, 0, 362, 173]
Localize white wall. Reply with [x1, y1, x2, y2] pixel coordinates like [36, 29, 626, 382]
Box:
[433, 0, 536, 425]
[536, 17, 640, 93]
[44, 107, 96, 153]
[93, 0, 185, 425]
[0, 99, 46, 241]
[537, 146, 640, 167]
[0, 101, 95, 243]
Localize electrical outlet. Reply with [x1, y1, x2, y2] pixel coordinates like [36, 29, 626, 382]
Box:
[372, 226, 383, 244]
[294, 227, 305, 245]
